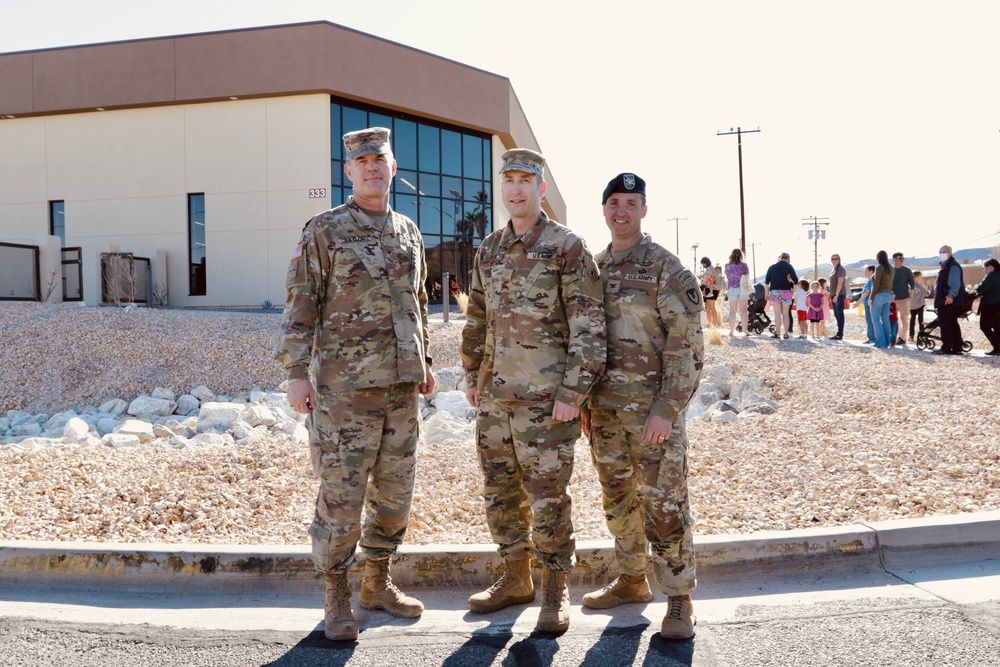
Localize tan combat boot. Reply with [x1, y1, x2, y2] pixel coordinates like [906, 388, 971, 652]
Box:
[660, 594, 696, 640]
[323, 572, 359, 642]
[468, 557, 535, 613]
[582, 573, 654, 609]
[535, 566, 570, 633]
[359, 558, 424, 618]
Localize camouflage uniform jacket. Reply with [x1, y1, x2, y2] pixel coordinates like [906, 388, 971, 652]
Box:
[274, 196, 429, 392]
[461, 212, 606, 407]
[591, 235, 704, 423]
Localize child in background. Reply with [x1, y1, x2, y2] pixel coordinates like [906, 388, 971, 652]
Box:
[909, 271, 929, 341]
[794, 279, 809, 338]
[807, 281, 824, 338]
[818, 277, 831, 337]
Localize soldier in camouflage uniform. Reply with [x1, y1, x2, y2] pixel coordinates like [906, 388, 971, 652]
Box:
[581, 173, 704, 641]
[274, 127, 435, 642]
[461, 148, 606, 633]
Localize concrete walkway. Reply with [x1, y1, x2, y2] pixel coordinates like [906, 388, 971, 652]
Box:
[1, 511, 999, 666]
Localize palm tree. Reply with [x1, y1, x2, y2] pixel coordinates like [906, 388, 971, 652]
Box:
[456, 190, 490, 289]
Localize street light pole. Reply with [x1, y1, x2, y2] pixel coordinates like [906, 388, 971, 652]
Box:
[717, 127, 761, 254]
[691, 243, 699, 270]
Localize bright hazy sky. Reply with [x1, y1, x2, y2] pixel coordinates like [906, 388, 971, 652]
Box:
[4, 0, 1000, 274]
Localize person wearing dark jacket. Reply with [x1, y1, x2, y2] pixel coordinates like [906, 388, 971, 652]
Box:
[764, 252, 798, 339]
[975, 258, 1000, 355]
[933, 245, 966, 355]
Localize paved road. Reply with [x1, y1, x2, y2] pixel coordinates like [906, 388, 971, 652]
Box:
[2, 557, 998, 666]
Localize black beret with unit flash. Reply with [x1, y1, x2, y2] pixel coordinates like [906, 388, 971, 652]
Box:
[602, 173, 646, 204]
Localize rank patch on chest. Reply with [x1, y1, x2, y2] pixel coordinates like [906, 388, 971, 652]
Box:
[625, 273, 656, 283]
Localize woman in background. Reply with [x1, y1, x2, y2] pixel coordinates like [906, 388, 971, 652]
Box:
[724, 248, 750, 336]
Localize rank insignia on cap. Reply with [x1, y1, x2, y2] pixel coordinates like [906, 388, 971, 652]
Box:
[343, 127, 392, 160]
[499, 148, 546, 177]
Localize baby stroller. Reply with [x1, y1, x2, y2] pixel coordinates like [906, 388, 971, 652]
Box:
[736, 283, 772, 334]
[915, 291, 976, 352]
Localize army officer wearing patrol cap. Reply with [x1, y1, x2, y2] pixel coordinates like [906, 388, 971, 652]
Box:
[461, 147, 607, 633]
[275, 127, 434, 642]
[581, 172, 705, 640]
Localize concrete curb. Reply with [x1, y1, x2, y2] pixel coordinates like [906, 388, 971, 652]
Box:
[2, 511, 998, 592]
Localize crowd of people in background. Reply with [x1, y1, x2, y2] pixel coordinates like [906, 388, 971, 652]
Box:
[697, 246, 1000, 357]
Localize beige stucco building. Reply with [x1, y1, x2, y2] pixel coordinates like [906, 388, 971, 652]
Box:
[0, 21, 565, 307]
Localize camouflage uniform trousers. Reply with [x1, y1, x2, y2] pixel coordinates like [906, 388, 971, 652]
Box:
[589, 408, 696, 596]
[307, 382, 420, 574]
[476, 393, 579, 571]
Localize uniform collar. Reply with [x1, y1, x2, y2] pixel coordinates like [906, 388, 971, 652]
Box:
[347, 196, 396, 235]
[601, 234, 652, 266]
[500, 212, 548, 250]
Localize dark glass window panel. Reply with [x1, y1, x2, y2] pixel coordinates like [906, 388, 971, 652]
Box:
[395, 169, 419, 196]
[442, 130, 461, 176]
[418, 199, 442, 234]
[442, 214, 457, 237]
[331, 103, 343, 160]
[463, 138, 483, 179]
[478, 208, 493, 240]
[370, 113, 393, 132]
[418, 125, 440, 172]
[442, 176, 463, 206]
[332, 160, 345, 188]
[342, 107, 367, 136]
[334, 187, 349, 206]
[464, 180, 486, 203]
[394, 194, 418, 222]
[188, 193, 206, 296]
[418, 172, 441, 198]
[483, 139, 492, 181]
[49, 201, 65, 246]
[394, 119, 417, 170]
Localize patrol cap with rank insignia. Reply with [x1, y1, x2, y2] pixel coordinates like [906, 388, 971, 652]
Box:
[499, 148, 546, 177]
[602, 172, 646, 204]
[343, 127, 392, 160]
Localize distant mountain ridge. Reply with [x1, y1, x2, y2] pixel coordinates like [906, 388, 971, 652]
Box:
[751, 247, 994, 283]
[840, 247, 994, 272]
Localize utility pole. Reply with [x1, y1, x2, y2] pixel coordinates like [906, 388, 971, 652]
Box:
[717, 126, 761, 254]
[802, 216, 830, 280]
[748, 242, 762, 280]
[691, 243, 699, 270]
[667, 217, 687, 255]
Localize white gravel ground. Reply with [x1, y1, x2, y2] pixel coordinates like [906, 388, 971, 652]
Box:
[1, 302, 997, 545]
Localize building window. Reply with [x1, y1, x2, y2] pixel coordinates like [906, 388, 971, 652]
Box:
[188, 193, 206, 296]
[331, 98, 492, 296]
[49, 200, 65, 246]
